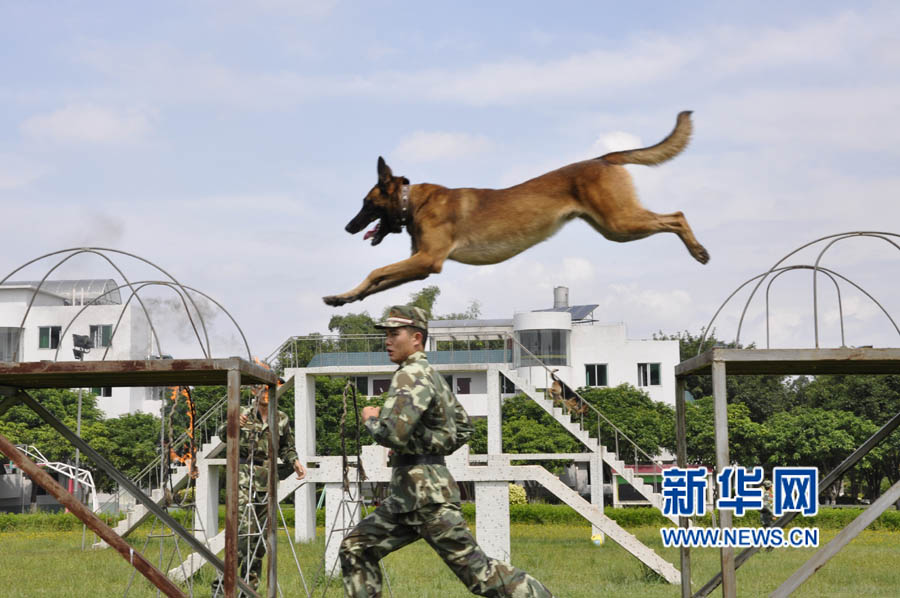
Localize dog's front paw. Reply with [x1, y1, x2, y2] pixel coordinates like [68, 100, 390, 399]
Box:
[323, 295, 348, 307]
[692, 244, 710, 264]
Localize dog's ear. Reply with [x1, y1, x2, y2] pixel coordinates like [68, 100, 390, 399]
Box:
[377, 156, 393, 185]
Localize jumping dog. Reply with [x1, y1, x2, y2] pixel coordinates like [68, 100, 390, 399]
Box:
[324, 111, 708, 306]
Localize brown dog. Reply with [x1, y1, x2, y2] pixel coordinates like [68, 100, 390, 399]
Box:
[324, 111, 708, 306]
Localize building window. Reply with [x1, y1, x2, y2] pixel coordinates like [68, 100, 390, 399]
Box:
[500, 373, 516, 394]
[90, 325, 113, 348]
[353, 376, 368, 395]
[637, 363, 661, 386]
[585, 364, 608, 387]
[517, 329, 570, 366]
[372, 379, 391, 395]
[39, 326, 62, 350]
[91, 387, 113, 397]
[443, 374, 453, 389]
[0, 328, 22, 362]
[456, 377, 471, 394]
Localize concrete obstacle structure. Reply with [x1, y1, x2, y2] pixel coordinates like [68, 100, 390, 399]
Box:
[171, 365, 681, 584]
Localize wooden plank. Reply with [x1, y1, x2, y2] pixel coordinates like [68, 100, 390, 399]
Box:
[771, 479, 900, 598]
[0, 358, 278, 388]
[677, 348, 900, 376]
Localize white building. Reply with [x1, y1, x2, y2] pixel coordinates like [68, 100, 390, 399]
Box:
[301, 286, 679, 414]
[0, 279, 161, 417]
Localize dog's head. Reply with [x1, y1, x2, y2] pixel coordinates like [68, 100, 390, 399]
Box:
[345, 156, 410, 246]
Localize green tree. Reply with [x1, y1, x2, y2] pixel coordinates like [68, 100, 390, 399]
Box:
[655, 330, 797, 422]
[801, 374, 900, 424]
[437, 300, 482, 321]
[498, 394, 582, 455]
[313, 376, 385, 457]
[0, 389, 105, 463]
[328, 312, 379, 336]
[577, 384, 674, 460]
[85, 413, 161, 491]
[671, 397, 765, 468]
[763, 407, 876, 503]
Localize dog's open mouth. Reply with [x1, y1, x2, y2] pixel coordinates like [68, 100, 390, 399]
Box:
[363, 221, 388, 246]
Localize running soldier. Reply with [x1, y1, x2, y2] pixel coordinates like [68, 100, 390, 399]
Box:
[339, 305, 555, 597]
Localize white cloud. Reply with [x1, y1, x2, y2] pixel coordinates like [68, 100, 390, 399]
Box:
[21, 104, 153, 145]
[393, 131, 493, 163]
[0, 155, 47, 190]
[561, 257, 594, 283]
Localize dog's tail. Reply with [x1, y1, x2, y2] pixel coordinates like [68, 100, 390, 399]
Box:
[598, 111, 692, 166]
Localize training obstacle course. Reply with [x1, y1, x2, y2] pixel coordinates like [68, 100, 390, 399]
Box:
[673, 232, 900, 598]
[0, 248, 279, 598]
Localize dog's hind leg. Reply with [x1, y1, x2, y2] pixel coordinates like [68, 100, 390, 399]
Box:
[323, 251, 445, 306]
[584, 208, 709, 264]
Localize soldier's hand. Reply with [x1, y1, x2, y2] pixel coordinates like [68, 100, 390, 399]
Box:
[293, 460, 306, 480]
[239, 413, 249, 427]
[362, 406, 381, 420]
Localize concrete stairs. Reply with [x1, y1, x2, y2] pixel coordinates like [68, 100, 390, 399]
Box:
[499, 368, 678, 525]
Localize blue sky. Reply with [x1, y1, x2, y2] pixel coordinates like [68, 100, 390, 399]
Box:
[2, 2, 900, 358]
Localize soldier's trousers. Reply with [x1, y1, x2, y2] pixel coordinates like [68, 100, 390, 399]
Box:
[339, 501, 554, 598]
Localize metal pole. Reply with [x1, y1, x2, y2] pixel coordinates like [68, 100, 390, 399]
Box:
[675, 377, 691, 598]
[0, 432, 188, 598]
[225, 369, 242, 598]
[266, 383, 279, 598]
[712, 359, 735, 598]
[15, 389, 258, 597]
[772, 479, 900, 598]
[75, 388, 82, 502]
[160, 387, 166, 493]
[695, 406, 900, 597]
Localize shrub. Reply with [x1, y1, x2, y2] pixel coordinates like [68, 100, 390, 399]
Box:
[509, 484, 527, 506]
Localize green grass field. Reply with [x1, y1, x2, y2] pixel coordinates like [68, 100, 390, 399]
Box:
[1, 521, 899, 597]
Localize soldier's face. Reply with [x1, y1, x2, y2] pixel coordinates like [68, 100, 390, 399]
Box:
[385, 327, 420, 364]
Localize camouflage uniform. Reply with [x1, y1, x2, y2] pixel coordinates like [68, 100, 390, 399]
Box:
[214, 403, 298, 594]
[339, 345, 555, 598]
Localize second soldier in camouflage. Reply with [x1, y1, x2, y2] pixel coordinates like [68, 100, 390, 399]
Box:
[213, 385, 305, 596]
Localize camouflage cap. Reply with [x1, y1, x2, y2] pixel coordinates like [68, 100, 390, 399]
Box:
[375, 305, 429, 330]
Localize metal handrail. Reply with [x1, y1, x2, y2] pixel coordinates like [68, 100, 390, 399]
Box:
[501, 331, 666, 473]
[268, 330, 666, 471]
[95, 393, 229, 513]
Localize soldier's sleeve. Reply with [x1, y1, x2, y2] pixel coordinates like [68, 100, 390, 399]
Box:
[365, 367, 431, 450]
[278, 411, 299, 463]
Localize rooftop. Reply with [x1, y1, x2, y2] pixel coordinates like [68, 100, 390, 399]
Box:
[0, 279, 122, 305]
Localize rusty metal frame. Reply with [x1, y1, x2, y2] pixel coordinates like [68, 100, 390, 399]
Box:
[0, 432, 188, 598]
[675, 347, 900, 598]
[0, 358, 279, 598]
